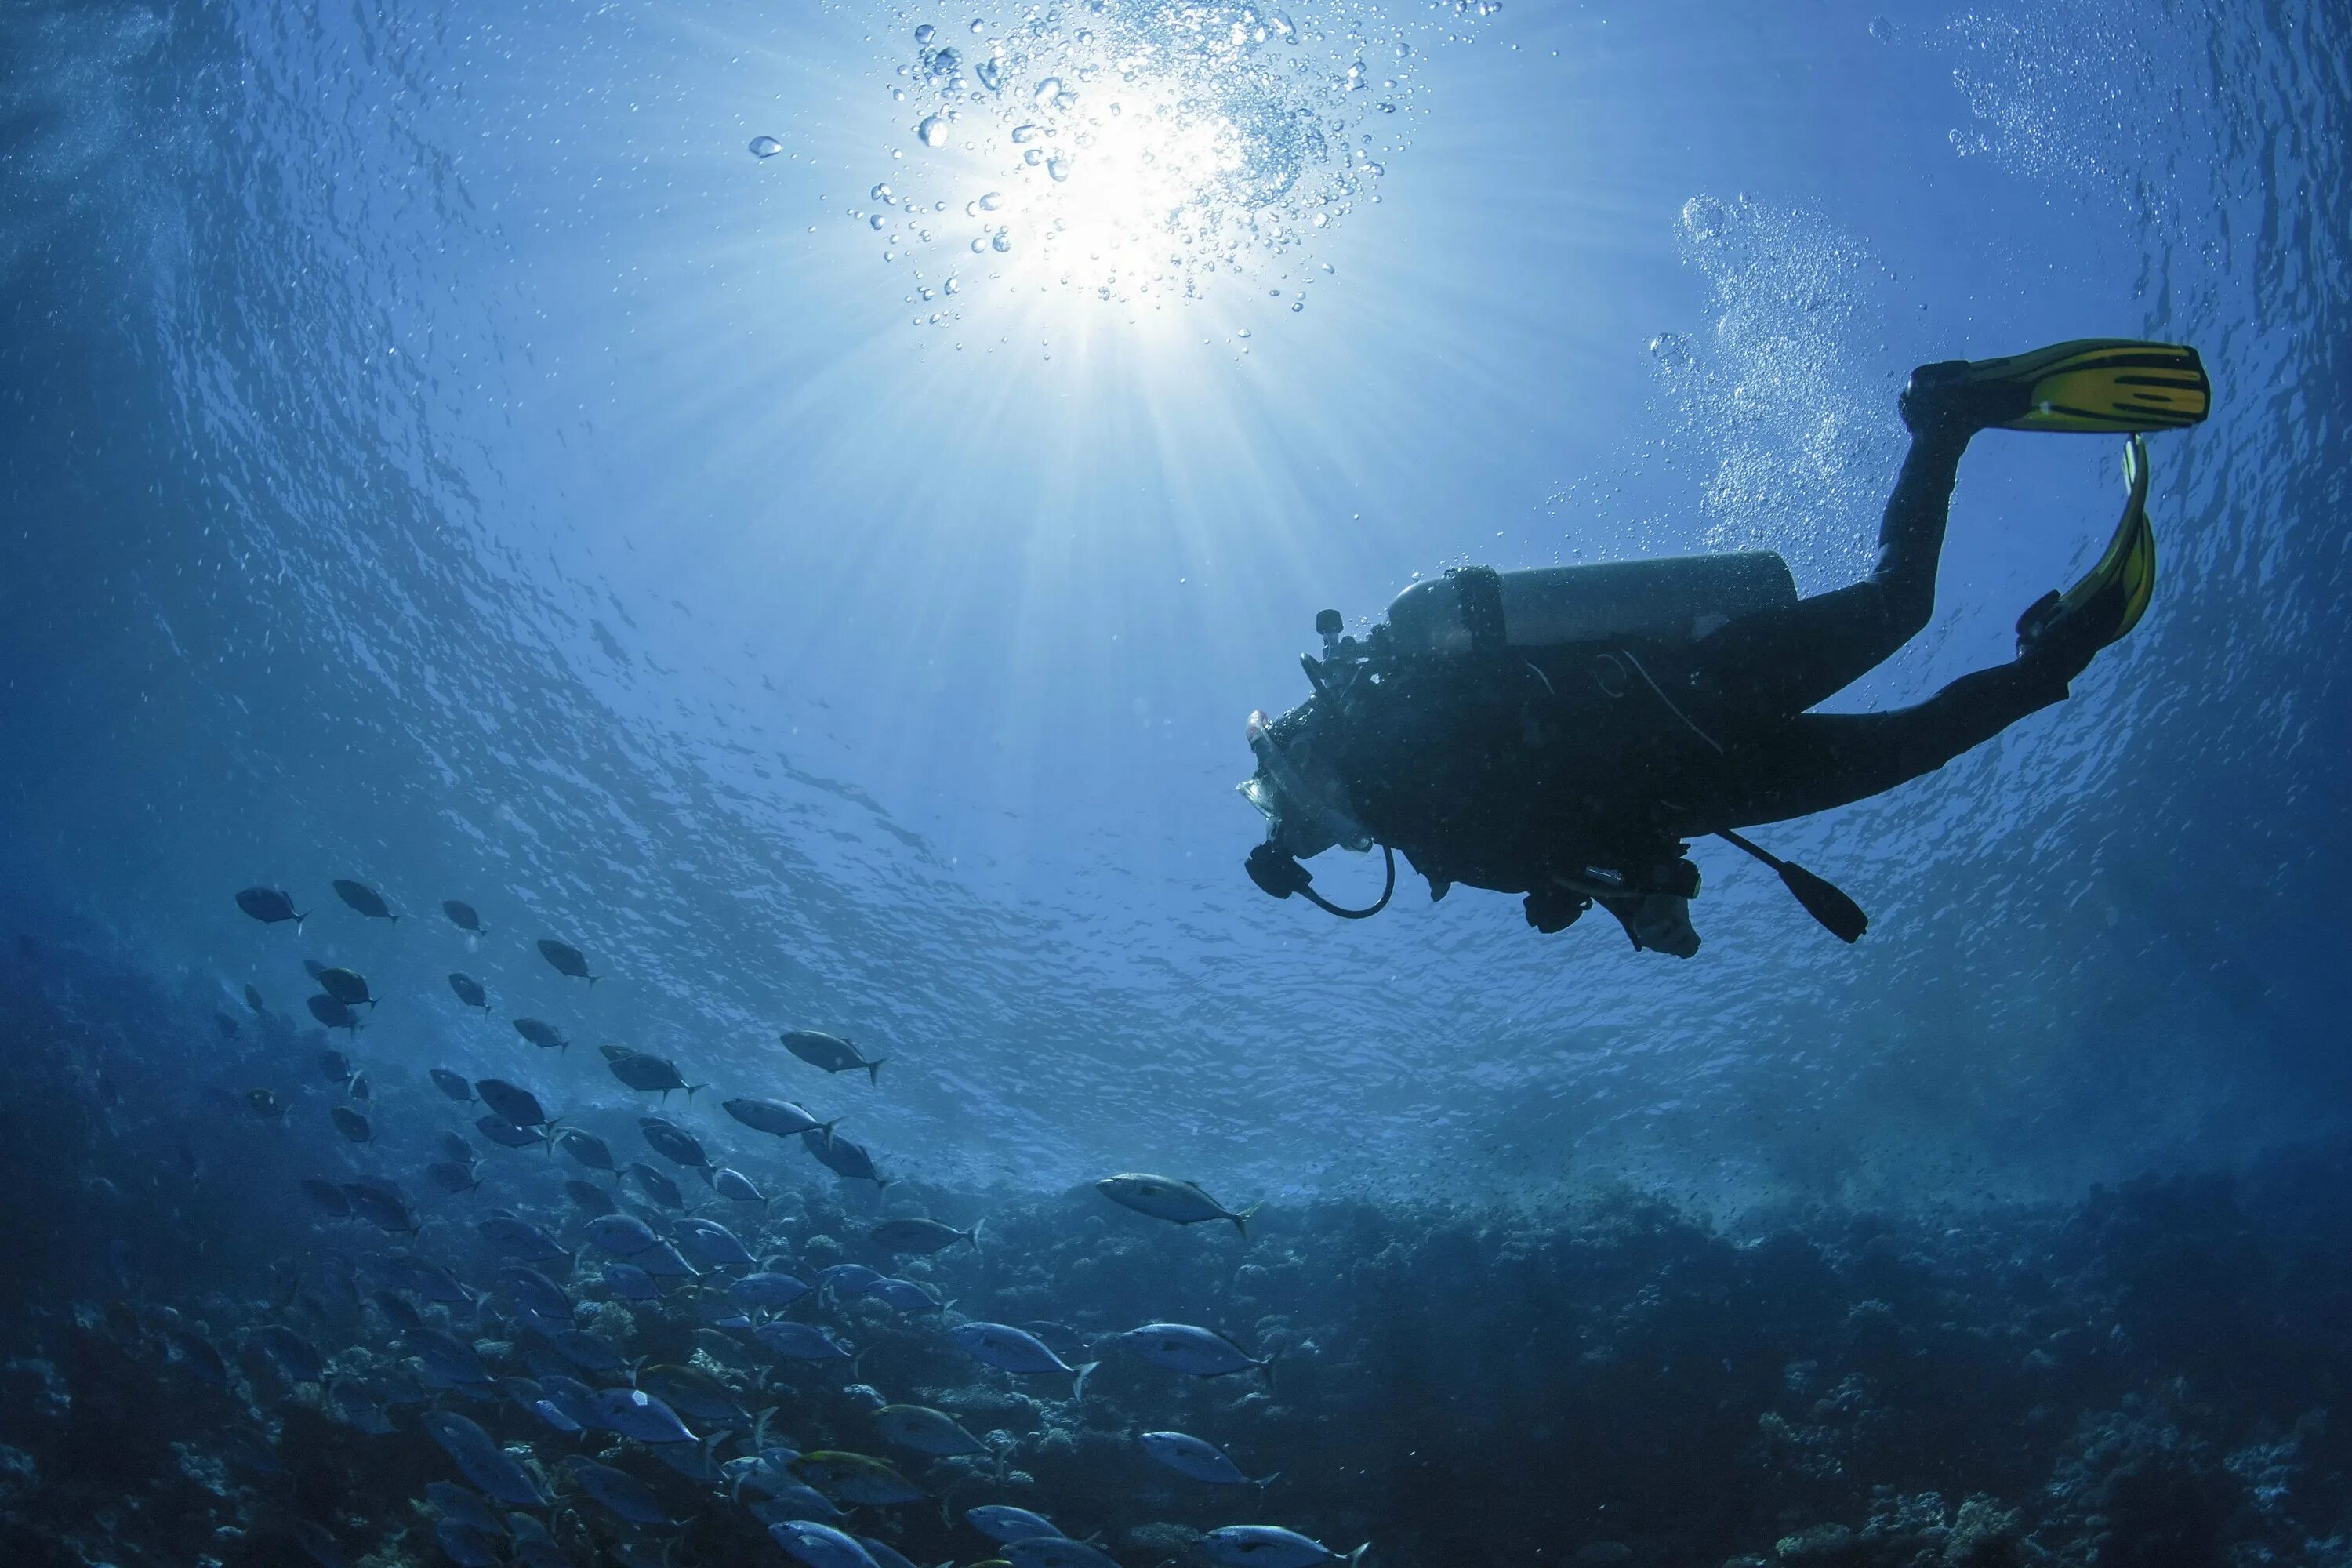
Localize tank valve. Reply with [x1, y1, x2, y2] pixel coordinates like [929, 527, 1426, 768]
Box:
[1316, 608, 1343, 654]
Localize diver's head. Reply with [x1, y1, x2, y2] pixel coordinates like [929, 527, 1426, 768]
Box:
[1237, 702, 1366, 861]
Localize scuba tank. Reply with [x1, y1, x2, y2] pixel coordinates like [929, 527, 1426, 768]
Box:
[1383, 553, 1798, 659]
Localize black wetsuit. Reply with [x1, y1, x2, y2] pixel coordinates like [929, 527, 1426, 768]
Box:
[1325, 428, 2078, 916]
[1660, 427, 2075, 830]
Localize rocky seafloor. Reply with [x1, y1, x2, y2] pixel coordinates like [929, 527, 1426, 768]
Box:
[2, 939, 2348, 1568]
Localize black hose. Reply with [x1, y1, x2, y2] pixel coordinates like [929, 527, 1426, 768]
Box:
[1299, 844, 1396, 920]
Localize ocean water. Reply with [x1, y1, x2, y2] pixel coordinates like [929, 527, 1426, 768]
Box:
[2, 0, 2349, 1564]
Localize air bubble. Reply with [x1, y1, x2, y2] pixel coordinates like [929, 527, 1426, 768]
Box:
[918, 115, 949, 148]
[1680, 195, 1733, 243]
[748, 136, 782, 158]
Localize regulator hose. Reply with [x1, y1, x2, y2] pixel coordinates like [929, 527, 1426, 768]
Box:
[1298, 843, 1396, 920]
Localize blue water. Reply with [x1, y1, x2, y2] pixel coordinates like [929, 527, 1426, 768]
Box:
[2, 1, 2349, 1563]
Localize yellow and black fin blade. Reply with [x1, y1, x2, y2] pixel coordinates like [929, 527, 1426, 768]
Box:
[2020, 434, 2157, 659]
[2062, 431, 2158, 637]
[1967, 338, 2210, 434]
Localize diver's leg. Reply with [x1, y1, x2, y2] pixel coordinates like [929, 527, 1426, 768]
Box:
[1686, 654, 2073, 829]
[1689, 428, 1970, 724]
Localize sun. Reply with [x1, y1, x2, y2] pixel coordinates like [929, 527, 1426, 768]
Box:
[850, 0, 1413, 321]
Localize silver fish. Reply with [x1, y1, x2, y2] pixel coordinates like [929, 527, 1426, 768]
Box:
[966, 1505, 1065, 1544]
[779, 1029, 884, 1084]
[604, 1261, 660, 1301]
[235, 887, 305, 928]
[477, 1213, 567, 1261]
[332, 879, 397, 922]
[434, 1521, 502, 1568]
[871, 1403, 988, 1457]
[723, 1096, 841, 1139]
[1140, 1430, 1276, 1488]
[534, 1372, 602, 1430]
[407, 1327, 492, 1385]
[712, 1167, 765, 1203]
[869, 1277, 945, 1315]
[316, 966, 375, 1008]
[495, 1265, 571, 1320]
[805, 1128, 887, 1187]
[768, 1520, 875, 1568]
[624, 1161, 688, 1209]
[423, 1482, 503, 1534]
[1097, 1172, 1263, 1237]
[869, 1216, 980, 1255]
[475, 1079, 552, 1127]
[731, 1271, 811, 1308]
[420, 1411, 547, 1506]
[1120, 1323, 1275, 1384]
[564, 1455, 673, 1524]
[603, 1045, 702, 1099]
[586, 1214, 660, 1257]
[476, 1116, 546, 1150]
[639, 1116, 710, 1170]
[564, 1179, 616, 1217]
[1005, 1541, 1124, 1568]
[545, 1329, 630, 1377]
[949, 1322, 1097, 1396]
[754, 1320, 851, 1362]
[636, 1240, 700, 1279]
[638, 1362, 752, 1426]
[342, 1180, 419, 1233]
[1197, 1527, 1367, 1567]
[536, 938, 598, 985]
[818, 1264, 887, 1298]
[673, 1218, 753, 1270]
[592, 1385, 695, 1444]
[252, 1325, 325, 1384]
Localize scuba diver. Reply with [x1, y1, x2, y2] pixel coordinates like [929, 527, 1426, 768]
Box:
[1238, 339, 2212, 956]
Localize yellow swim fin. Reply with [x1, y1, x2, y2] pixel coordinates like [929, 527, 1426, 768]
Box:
[1905, 338, 2211, 435]
[2018, 434, 2157, 663]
